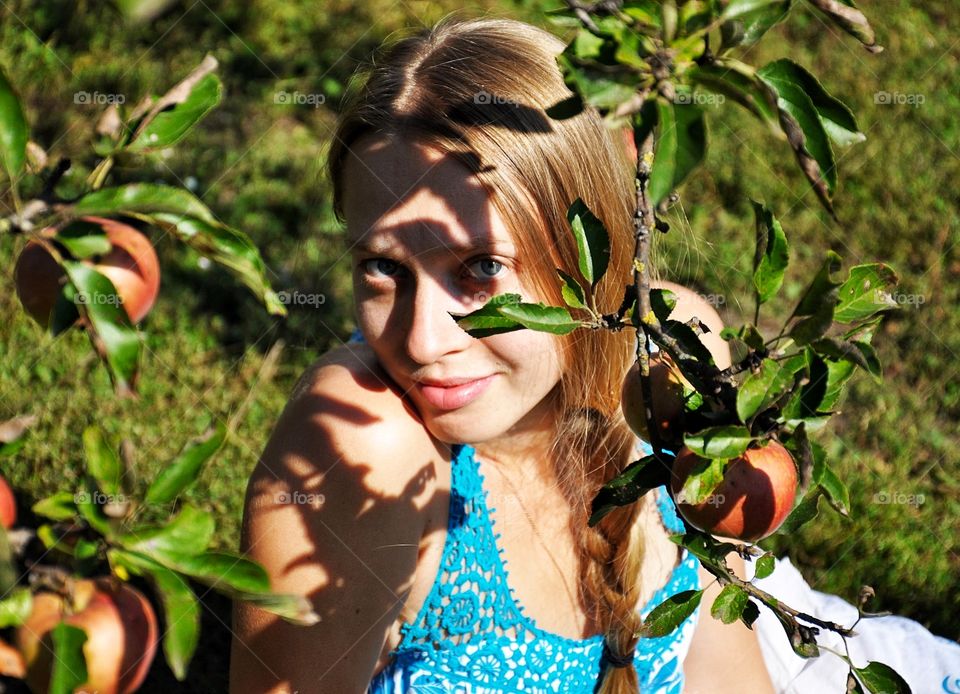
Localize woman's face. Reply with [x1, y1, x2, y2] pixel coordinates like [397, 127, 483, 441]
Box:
[341, 134, 564, 453]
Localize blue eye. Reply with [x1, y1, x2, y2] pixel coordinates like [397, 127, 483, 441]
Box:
[361, 258, 401, 278]
[467, 258, 504, 280]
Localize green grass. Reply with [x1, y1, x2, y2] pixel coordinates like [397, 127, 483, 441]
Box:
[0, 5, 957, 684]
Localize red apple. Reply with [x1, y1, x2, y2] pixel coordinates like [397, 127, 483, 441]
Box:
[16, 577, 159, 694]
[0, 473, 15, 529]
[15, 217, 160, 327]
[670, 440, 798, 543]
[621, 353, 689, 448]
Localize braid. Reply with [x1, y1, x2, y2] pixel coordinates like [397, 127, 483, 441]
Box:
[552, 406, 647, 694]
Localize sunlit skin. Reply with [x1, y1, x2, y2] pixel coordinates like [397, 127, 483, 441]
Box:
[341, 133, 564, 474]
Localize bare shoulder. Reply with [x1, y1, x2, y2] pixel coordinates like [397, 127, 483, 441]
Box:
[230, 342, 445, 692]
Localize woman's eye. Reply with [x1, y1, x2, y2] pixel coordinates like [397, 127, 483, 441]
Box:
[361, 258, 401, 278]
[466, 258, 505, 281]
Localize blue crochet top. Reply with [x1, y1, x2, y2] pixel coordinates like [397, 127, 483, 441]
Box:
[347, 330, 702, 693]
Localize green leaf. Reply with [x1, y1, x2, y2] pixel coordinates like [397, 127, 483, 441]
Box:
[54, 219, 112, 259]
[73, 183, 217, 223]
[757, 60, 838, 213]
[32, 491, 79, 521]
[0, 67, 28, 182]
[689, 60, 778, 124]
[805, 0, 882, 53]
[556, 53, 637, 113]
[590, 454, 670, 525]
[669, 531, 739, 568]
[498, 302, 581, 335]
[834, 264, 899, 323]
[814, 455, 850, 516]
[62, 261, 141, 395]
[451, 295, 525, 337]
[146, 550, 272, 594]
[737, 354, 807, 422]
[662, 318, 716, 365]
[127, 73, 222, 153]
[556, 269, 587, 309]
[683, 424, 754, 459]
[740, 599, 761, 628]
[782, 351, 830, 419]
[110, 550, 200, 681]
[146, 213, 286, 316]
[819, 356, 856, 410]
[789, 251, 843, 346]
[851, 339, 881, 380]
[566, 198, 610, 288]
[763, 59, 864, 146]
[650, 288, 678, 323]
[852, 660, 911, 693]
[75, 478, 112, 536]
[752, 200, 789, 304]
[755, 552, 776, 579]
[0, 527, 17, 595]
[82, 425, 122, 497]
[119, 504, 214, 559]
[228, 590, 319, 626]
[711, 584, 750, 624]
[146, 423, 226, 505]
[650, 99, 706, 206]
[642, 589, 704, 636]
[780, 489, 821, 533]
[721, 0, 793, 45]
[0, 586, 32, 627]
[49, 623, 89, 694]
[675, 455, 727, 506]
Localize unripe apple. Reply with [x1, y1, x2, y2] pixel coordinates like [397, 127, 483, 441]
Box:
[16, 577, 159, 694]
[620, 353, 689, 448]
[0, 473, 16, 529]
[14, 217, 161, 327]
[670, 440, 798, 543]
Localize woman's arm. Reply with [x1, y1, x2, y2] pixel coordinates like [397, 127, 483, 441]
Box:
[229, 354, 427, 693]
[647, 282, 774, 690]
[683, 552, 776, 693]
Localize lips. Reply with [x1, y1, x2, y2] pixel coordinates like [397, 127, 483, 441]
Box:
[414, 374, 496, 410]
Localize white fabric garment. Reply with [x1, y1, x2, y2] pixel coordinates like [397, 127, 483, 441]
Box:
[743, 554, 960, 693]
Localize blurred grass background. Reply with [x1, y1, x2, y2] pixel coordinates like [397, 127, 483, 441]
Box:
[0, 0, 957, 688]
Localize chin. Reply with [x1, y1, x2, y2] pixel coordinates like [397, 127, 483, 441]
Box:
[421, 411, 507, 446]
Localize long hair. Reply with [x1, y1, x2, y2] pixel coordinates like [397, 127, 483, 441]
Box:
[326, 14, 651, 693]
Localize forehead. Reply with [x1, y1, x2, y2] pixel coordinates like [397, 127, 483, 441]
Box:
[341, 135, 517, 256]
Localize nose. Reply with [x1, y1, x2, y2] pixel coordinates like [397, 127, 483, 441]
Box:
[403, 273, 473, 366]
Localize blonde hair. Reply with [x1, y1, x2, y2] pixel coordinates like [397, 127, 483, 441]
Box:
[327, 14, 649, 692]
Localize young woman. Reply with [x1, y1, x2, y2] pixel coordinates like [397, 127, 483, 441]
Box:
[230, 15, 776, 693]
